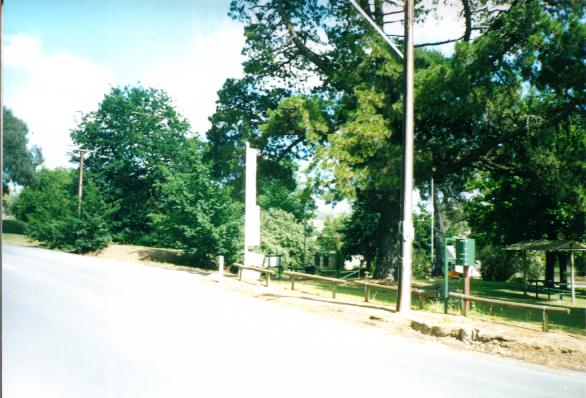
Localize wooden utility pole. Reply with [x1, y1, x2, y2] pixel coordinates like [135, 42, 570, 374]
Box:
[73, 149, 87, 216]
[431, 177, 434, 268]
[348, 0, 415, 312]
[397, 0, 415, 313]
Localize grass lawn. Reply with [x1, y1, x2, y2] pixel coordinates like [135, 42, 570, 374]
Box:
[270, 274, 585, 334]
[447, 278, 586, 334]
[2, 233, 39, 247]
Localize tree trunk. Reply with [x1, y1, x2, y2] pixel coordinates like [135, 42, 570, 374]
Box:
[558, 252, 569, 285]
[432, 187, 446, 276]
[545, 251, 556, 287]
[373, 196, 401, 280]
[577, 254, 586, 277]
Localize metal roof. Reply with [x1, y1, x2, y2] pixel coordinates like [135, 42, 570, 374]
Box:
[504, 240, 586, 252]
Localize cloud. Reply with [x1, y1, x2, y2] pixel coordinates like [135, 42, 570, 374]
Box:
[5, 34, 114, 168]
[143, 21, 245, 135]
[4, 22, 245, 168]
[383, 0, 465, 55]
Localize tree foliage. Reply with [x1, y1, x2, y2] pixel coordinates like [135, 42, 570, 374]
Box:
[464, 2, 586, 250]
[226, 0, 585, 280]
[3, 107, 43, 192]
[148, 143, 243, 267]
[13, 169, 112, 253]
[71, 86, 192, 243]
[260, 207, 314, 267]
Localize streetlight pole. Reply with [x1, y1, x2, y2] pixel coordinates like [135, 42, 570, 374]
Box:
[349, 0, 415, 312]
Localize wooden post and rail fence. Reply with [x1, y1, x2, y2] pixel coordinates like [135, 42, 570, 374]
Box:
[232, 264, 571, 332]
[234, 264, 277, 287]
[232, 267, 438, 309]
[448, 292, 570, 332]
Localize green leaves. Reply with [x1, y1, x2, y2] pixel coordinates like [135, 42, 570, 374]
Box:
[2, 107, 43, 191]
[148, 148, 243, 267]
[13, 169, 113, 253]
[71, 85, 192, 243]
[262, 95, 329, 143]
[260, 208, 313, 267]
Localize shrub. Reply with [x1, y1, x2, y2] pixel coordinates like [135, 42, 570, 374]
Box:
[2, 219, 27, 234]
[260, 208, 315, 268]
[13, 169, 113, 253]
[148, 160, 243, 267]
[478, 246, 520, 281]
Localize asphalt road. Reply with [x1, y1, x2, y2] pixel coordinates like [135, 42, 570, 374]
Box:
[3, 244, 585, 398]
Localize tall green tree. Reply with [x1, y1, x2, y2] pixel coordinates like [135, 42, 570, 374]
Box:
[205, 76, 317, 219]
[464, 1, 586, 281]
[71, 86, 192, 243]
[2, 107, 43, 192]
[228, 0, 584, 280]
[227, 0, 511, 278]
[260, 207, 315, 267]
[148, 142, 243, 266]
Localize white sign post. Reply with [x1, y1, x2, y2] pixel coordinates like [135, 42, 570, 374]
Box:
[242, 143, 262, 279]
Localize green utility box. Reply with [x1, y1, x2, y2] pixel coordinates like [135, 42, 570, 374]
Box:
[455, 238, 476, 266]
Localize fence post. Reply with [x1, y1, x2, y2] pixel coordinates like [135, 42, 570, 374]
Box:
[418, 292, 424, 309]
[238, 266, 242, 281]
[542, 308, 548, 332]
[461, 298, 466, 316]
[364, 284, 369, 302]
[265, 271, 270, 287]
[332, 282, 336, 299]
[217, 256, 224, 286]
[290, 274, 295, 291]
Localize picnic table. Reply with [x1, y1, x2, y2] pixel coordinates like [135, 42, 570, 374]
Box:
[527, 279, 570, 300]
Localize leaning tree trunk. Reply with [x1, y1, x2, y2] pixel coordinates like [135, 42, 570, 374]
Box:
[432, 187, 446, 276]
[373, 197, 401, 280]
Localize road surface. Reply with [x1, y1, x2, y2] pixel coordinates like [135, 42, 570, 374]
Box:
[3, 245, 585, 397]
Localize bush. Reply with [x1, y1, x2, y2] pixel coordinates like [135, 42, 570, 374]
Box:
[413, 248, 432, 279]
[148, 159, 243, 267]
[261, 208, 315, 268]
[478, 244, 545, 281]
[13, 169, 113, 253]
[26, 211, 111, 253]
[2, 219, 26, 234]
[478, 246, 520, 281]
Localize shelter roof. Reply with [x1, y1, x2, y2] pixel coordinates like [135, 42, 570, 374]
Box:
[505, 240, 586, 252]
